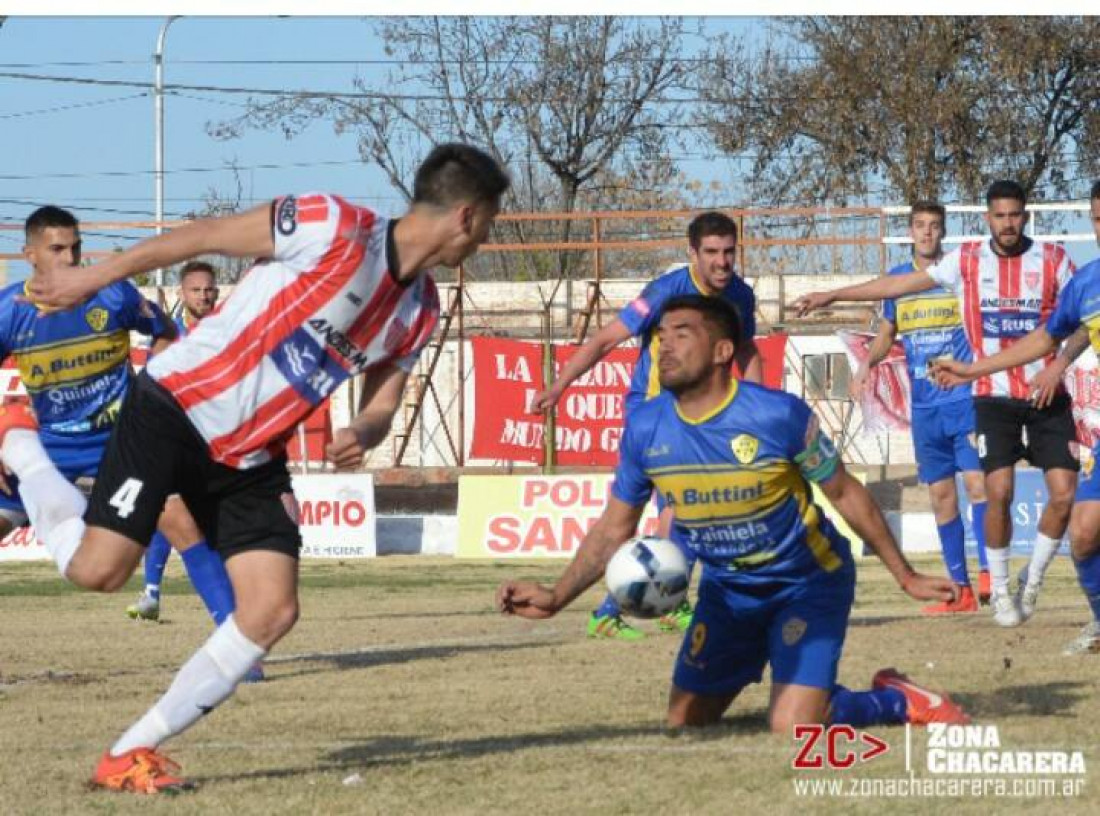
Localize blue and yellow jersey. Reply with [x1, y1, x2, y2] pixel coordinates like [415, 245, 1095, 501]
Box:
[1047, 257, 1100, 351]
[881, 261, 972, 409]
[612, 380, 853, 585]
[0, 280, 169, 436]
[617, 265, 756, 409]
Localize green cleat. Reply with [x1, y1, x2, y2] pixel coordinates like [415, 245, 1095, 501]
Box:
[126, 592, 160, 622]
[587, 612, 645, 641]
[658, 600, 694, 633]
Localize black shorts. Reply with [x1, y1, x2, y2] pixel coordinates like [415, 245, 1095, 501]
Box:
[85, 372, 302, 559]
[973, 394, 1080, 474]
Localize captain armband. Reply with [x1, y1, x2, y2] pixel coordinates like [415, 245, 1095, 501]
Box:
[794, 423, 840, 484]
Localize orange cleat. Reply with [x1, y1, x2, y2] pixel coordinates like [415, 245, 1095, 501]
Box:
[921, 584, 978, 615]
[91, 748, 193, 795]
[977, 570, 991, 604]
[0, 401, 38, 445]
[873, 668, 970, 725]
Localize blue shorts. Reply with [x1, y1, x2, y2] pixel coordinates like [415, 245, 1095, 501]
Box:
[1077, 443, 1100, 504]
[0, 429, 109, 515]
[911, 400, 980, 484]
[672, 564, 855, 697]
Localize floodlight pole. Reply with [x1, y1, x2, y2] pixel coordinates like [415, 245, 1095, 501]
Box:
[153, 16, 180, 286]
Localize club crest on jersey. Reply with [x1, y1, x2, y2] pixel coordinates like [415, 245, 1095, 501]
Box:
[383, 317, 408, 354]
[731, 433, 759, 464]
[1024, 269, 1040, 290]
[85, 307, 109, 332]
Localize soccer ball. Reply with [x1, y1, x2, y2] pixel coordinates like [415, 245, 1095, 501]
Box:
[605, 536, 689, 618]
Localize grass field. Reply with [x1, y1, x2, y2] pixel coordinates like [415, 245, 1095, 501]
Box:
[1, 555, 1098, 815]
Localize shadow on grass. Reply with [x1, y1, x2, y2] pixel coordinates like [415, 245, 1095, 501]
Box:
[951, 680, 1088, 719]
[266, 638, 568, 680]
[200, 714, 774, 784]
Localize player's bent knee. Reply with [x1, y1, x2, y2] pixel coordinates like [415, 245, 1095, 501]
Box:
[234, 599, 299, 648]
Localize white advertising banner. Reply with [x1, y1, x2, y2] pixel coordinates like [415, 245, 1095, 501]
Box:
[0, 473, 376, 562]
[291, 473, 377, 558]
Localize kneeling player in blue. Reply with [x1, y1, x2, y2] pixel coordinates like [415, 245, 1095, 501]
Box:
[499, 295, 969, 729]
[0, 207, 239, 654]
[935, 180, 1100, 653]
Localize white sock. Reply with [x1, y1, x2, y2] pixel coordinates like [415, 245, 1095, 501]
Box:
[1, 430, 87, 577]
[987, 547, 1012, 595]
[111, 615, 267, 756]
[1026, 533, 1061, 585]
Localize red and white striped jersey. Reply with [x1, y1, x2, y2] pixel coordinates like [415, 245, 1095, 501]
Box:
[146, 193, 439, 469]
[928, 238, 1074, 399]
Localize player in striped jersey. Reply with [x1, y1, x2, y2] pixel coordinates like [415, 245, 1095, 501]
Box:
[499, 295, 968, 732]
[794, 181, 1081, 628]
[935, 180, 1100, 654]
[531, 211, 762, 641]
[2, 143, 509, 794]
[851, 202, 990, 613]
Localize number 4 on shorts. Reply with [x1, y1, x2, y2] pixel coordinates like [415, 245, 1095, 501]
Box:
[109, 478, 145, 519]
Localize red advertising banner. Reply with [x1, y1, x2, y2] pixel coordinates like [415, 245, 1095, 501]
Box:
[469, 333, 789, 465]
[837, 330, 911, 432]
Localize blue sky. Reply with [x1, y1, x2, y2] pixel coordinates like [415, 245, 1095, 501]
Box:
[0, 16, 765, 279]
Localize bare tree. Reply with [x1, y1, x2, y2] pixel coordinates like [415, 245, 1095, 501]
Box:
[210, 16, 690, 279]
[699, 18, 1100, 205]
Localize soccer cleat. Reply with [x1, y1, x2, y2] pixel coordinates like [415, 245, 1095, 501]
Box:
[0, 401, 38, 445]
[658, 600, 694, 632]
[586, 612, 645, 641]
[872, 667, 970, 725]
[242, 662, 266, 684]
[1062, 621, 1100, 656]
[1016, 567, 1041, 622]
[126, 592, 160, 622]
[989, 590, 1022, 627]
[977, 570, 991, 604]
[921, 585, 978, 615]
[91, 748, 193, 794]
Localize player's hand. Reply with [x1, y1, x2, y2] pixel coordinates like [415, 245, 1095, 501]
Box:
[1029, 362, 1066, 410]
[930, 358, 974, 388]
[900, 572, 957, 603]
[496, 580, 559, 619]
[325, 427, 366, 472]
[529, 385, 562, 415]
[24, 268, 99, 312]
[791, 291, 835, 318]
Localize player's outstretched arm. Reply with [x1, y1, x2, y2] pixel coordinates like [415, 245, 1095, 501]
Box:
[326, 364, 410, 471]
[26, 205, 275, 311]
[497, 497, 644, 619]
[818, 462, 955, 603]
[531, 319, 633, 414]
[1030, 325, 1089, 409]
[792, 271, 935, 317]
[932, 326, 1058, 389]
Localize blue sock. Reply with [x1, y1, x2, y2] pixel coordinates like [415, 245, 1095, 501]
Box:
[938, 515, 970, 586]
[143, 532, 173, 600]
[595, 593, 621, 618]
[180, 540, 236, 626]
[829, 685, 907, 727]
[1073, 551, 1100, 623]
[971, 501, 989, 571]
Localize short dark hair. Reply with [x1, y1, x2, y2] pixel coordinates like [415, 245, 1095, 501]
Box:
[687, 211, 738, 251]
[909, 201, 946, 225]
[660, 294, 743, 353]
[986, 180, 1027, 207]
[1090, 180, 1100, 201]
[412, 143, 510, 209]
[179, 260, 216, 282]
[25, 205, 78, 240]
